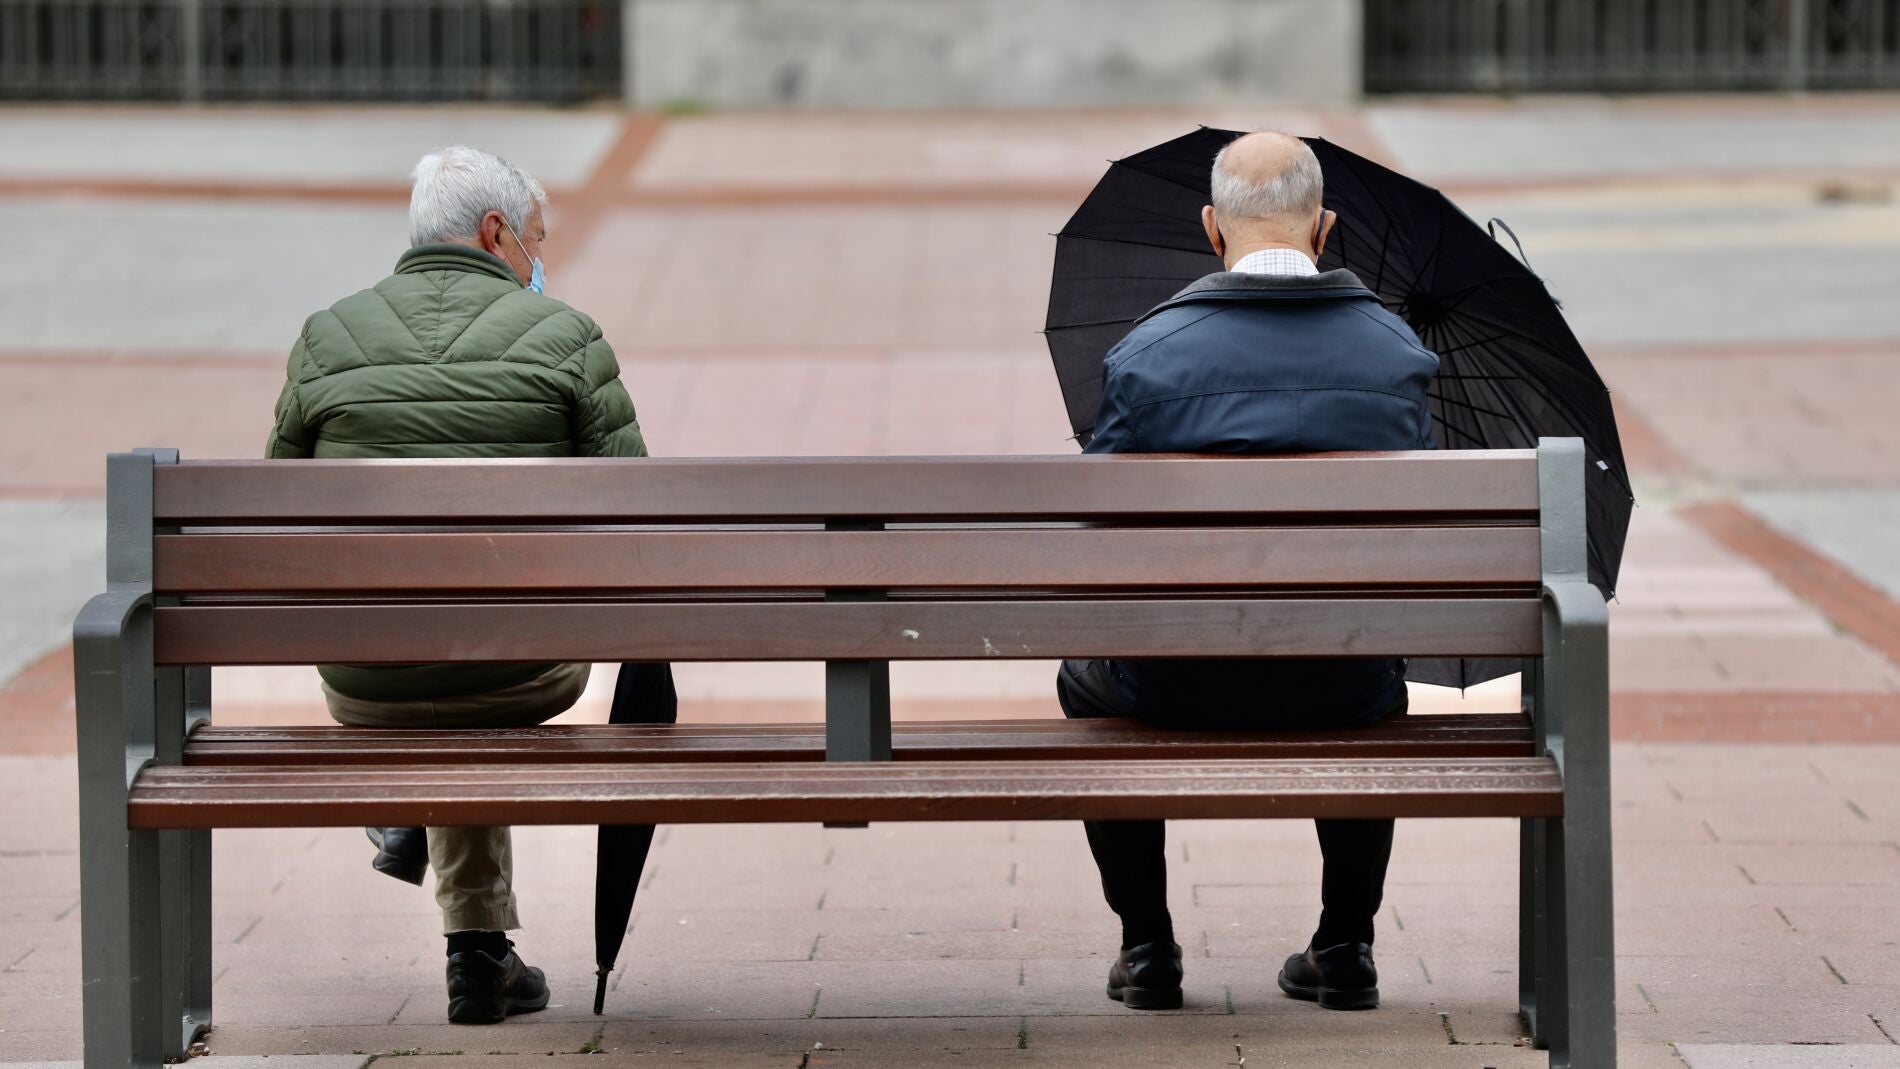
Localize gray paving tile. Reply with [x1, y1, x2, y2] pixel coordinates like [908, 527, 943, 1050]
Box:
[1370, 105, 1900, 180]
[0, 500, 103, 685]
[0, 111, 620, 185]
[1747, 491, 1900, 602]
[7, 199, 403, 352]
[1680, 1045, 1900, 1068]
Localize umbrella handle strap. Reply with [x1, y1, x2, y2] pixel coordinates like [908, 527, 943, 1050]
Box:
[1486, 217, 1533, 270]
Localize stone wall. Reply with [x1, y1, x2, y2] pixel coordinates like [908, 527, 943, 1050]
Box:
[623, 0, 1362, 109]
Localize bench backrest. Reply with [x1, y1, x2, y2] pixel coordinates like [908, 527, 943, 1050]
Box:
[116, 444, 1582, 669]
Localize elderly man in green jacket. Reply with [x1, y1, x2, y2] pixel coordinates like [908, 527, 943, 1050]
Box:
[267, 145, 644, 1024]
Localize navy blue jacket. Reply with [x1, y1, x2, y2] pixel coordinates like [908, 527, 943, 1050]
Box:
[1087, 268, 1439, 727]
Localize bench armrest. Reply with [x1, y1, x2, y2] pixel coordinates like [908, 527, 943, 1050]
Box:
[74, 590, 157, 790]
[1538, 579, 1609, 777]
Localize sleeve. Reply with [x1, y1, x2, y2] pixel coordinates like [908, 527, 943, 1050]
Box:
[570, 327, 648, 459]
[1081, 354, 1138, 456]
[264, 336, 315, 459]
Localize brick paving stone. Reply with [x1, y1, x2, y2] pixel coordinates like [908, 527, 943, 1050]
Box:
[561, 206, 1065, 354]
[605, 962, 823, 1021]
[205, 1020, 601, 1057]
[1679, 1048, 1900, 1069]
[809, 958, 1033, 1018]
[811, 930, 1110, 963]
[1724, 842, 1900, 887]
[392, 1057, 792, 1069]
[1597, 350, 1900, 487]
[625, 913, 822, 963]
[605, 1015, 1023, 1054]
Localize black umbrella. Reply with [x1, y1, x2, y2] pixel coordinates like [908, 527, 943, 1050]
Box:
[1045, 128, 1632, 688]
[594, 660, 677, 1014]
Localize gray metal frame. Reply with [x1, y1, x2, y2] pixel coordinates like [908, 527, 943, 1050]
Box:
[76, 441, 1614, 1067]
[1522, 437, 1617, 1068]
[78, 450, 213, 1068]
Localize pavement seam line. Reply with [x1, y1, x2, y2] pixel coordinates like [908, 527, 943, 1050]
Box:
[1822, 955, 1849, 984]
[1873, 1014, 1897, 1044]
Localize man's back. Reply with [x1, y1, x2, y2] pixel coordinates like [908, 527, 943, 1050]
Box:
[266, 244, 644, 461]
[1087, 268, 1438, 721]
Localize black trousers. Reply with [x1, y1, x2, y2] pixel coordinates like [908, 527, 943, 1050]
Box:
[1056, 659, 1399, 949]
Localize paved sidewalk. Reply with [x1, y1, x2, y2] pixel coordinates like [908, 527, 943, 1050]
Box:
[3, 97, 1900, 1065]
[3, 738, 1897, 1066]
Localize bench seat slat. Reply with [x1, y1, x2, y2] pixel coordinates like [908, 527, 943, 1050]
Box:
[153, 452, 1539, 525]
[183, 714, 1536, 765]
[128, 756, 1564, 828]
[153, 597, 1541, 665]
[153, 526, 1541, 594]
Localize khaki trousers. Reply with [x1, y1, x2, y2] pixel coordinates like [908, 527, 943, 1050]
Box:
[322, 662, 591, 934]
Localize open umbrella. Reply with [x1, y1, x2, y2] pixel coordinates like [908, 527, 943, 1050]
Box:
[594, 660, 677, 1014]
[1045, 128, 1632, 688]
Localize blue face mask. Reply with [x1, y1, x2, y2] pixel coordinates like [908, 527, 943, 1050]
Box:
[504, 224, 547, 295]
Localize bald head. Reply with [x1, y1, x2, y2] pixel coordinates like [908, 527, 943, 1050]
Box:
[1201, 131, 1334, 269]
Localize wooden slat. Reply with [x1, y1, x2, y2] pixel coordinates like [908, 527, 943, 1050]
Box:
[183, 714, 1536, 765]
[128, 756, 1564, 828]
[151, 452, 1539, 525]
[153, 526, 1542, 594]
[152, 596, 1541, 665]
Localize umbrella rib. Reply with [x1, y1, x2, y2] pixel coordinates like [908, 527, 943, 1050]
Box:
[1428, 393, 1518, 422]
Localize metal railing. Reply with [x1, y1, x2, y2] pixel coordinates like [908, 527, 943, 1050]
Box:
[1366, 0, 1900, 92]
[0, 0, 620, 101]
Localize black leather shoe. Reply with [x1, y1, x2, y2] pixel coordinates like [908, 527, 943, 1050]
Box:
[1106, 941, 1184, 1010]
[366, 826, 428, 886]
[446, 945, 550, 1024]
[1278, 942, 1379, 1010]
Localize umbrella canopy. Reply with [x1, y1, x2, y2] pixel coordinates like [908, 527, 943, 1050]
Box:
[594, 660, 677, 1014]
[1045, 128, 1632, 688]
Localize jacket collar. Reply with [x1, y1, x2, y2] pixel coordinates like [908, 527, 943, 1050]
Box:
[395, 243, 522, 285]
[1138, 268, 1377, 323]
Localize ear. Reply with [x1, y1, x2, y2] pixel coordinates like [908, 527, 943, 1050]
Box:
[1201, 205, 1224, 260]
[1314, 209, 1337, 260]
[478, 210, 509, 256]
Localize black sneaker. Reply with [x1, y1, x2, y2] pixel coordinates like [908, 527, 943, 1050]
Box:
[446, 945, 550, 1024]
[1278, 942, 1379, 1010]
[366, 826, 428, 886]
[1106, 941, 1184, 1010]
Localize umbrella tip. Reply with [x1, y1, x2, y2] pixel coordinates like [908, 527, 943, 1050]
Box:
[593, 968, 610, 1016]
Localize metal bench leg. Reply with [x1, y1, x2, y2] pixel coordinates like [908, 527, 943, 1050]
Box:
[158, 665, 214, 1057]
[1535, 438, 1617, 1068]
[1520, 816, 1548, 1048]
[1541, 579, 1616, 1069]
[77, 591, 165, 1069]
[1518, 663, 1549, 1048]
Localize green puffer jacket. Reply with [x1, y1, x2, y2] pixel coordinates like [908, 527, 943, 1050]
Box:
[267, 244, 646, 703]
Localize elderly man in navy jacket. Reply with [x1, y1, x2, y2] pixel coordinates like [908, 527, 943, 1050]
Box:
[1060, 131, 1439, 1012]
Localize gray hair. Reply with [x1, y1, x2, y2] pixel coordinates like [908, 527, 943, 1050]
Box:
[408, 145, 549, 247]
[1209, 137, 1323, 221]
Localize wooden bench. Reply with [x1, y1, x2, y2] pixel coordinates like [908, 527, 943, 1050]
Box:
[76, 442, 1614, 1068]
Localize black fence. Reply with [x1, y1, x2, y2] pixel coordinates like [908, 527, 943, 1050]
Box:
[0, 0, 621, 101]
[1366, 0, 1900, 92]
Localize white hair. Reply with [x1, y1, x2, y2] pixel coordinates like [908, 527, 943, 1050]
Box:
[408, 146, 549, 247]
[1209, 135, 1323, 221]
